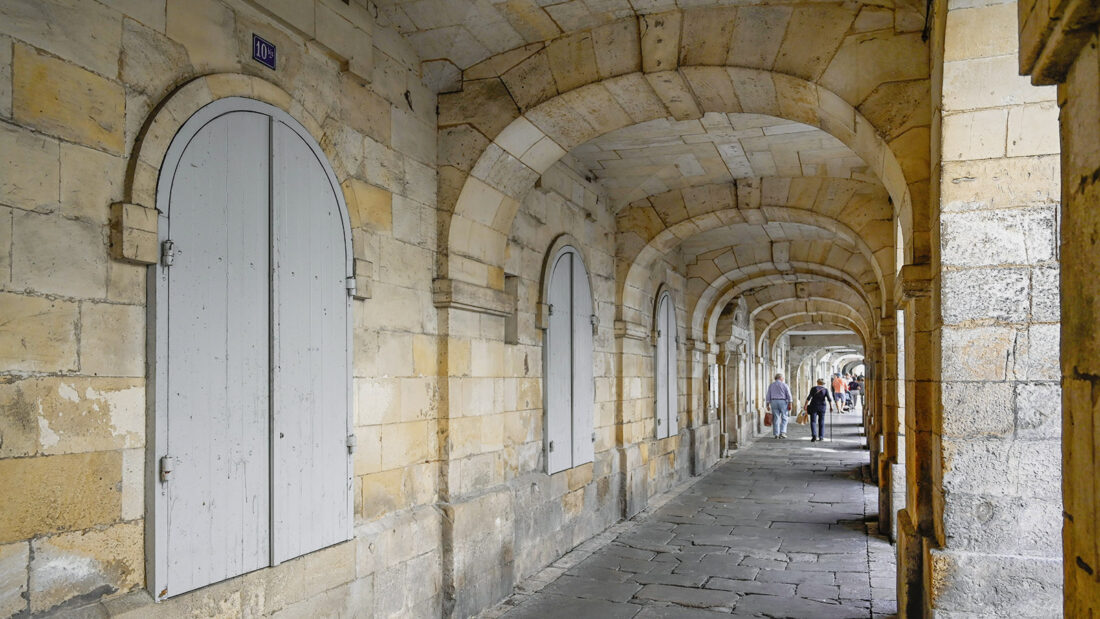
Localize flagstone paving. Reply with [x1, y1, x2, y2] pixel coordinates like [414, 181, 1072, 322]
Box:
[480, 412, 897, 618]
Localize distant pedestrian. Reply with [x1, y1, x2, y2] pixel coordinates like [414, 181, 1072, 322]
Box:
[803, 378, 836, 442]
[766, 373, 793, 439]
[848, 376, 862, 410]
[831, 373, 848, 412]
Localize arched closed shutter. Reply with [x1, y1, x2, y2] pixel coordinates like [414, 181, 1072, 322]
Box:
[655, 293, 678, 438]
[543, 246, 595, 474]
[155, 99, 352, 598]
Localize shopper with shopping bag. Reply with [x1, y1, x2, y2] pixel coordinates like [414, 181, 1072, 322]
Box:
[765, 373, 793, 439]
[803, 378, 836, 442]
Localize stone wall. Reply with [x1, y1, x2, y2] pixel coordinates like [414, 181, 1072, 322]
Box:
[0, 0, 444, 615]
[0, 1, 725, 615]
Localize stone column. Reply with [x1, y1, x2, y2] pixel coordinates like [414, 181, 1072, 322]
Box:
[1018, 0, 1100, 612]
[685, 339, 720, 474]
[921, 0, 1063, 614]
[875, 316, 899, 541]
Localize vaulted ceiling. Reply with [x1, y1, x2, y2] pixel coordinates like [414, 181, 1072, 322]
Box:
[418, 0, 929, 350]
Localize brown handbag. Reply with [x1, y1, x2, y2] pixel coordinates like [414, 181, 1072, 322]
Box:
[764, 411, 773, 426]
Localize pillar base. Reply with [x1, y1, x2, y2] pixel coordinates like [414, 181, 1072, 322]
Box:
[688, 421, 720, 475]
[896, 508, 923, 619]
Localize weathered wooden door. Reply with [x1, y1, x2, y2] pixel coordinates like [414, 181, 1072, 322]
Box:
[545, 251, 573, 474]
[155, 99, 351, 598]
[570, 254, 594, 466]
[163, 109, 272, 595]
[270, 119, 351, 563]
[655, 294, 677, 438]
[543, 246, 594, 474]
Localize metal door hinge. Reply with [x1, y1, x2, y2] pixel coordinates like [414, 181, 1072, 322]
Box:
[548, 304, 554, 316]
[345, 276, 357, 296]
[548, 440, 554, 452]
[591, 432, 596, 443]
[159, 455, 175, 482]
[160, 240, 175, 267]
[346, 434, 357, 454]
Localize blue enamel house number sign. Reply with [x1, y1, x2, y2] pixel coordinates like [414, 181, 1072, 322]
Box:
[252, 34, 276, 70]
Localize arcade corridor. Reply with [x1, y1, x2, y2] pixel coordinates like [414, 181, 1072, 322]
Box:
[1, 0, 1097, 616]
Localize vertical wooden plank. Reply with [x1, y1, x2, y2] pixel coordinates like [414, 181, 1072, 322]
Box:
[545, 252, 573, 474]
[666, 298, 678, 436]
[656, 295, 669, 439]
[571, 251, 595, 466]
[165, 111, 270, 596]
[271, 121, 351, 563]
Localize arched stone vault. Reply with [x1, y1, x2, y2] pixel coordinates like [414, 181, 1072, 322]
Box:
[439, 66, 926, 289]
[700, 270, 877, 346]
[616, 178, 893, 328]
[759, 312, 870, 353]
[688, 246, 879, 324]
[755, 300, 870, 345]
[748, 289, 871, 331]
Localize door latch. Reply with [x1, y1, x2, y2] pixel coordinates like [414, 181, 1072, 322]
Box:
[161, 240, 175, 267]
[159, 455, 176, 483]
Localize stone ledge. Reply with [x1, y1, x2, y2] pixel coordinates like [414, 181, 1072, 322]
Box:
[896, 262, 933, 301]
[109, 202, 157, 265]
[1019, 0, 1100, 85]
[432, 278, 514, 317]
[613, 319, 649, 342]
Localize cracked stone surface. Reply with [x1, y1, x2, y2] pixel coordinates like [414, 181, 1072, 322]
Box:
[480, 415, 897, 618]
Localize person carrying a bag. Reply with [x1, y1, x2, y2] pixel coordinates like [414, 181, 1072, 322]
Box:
[765, 373, 793, 439]
[804, 378, 836, 442]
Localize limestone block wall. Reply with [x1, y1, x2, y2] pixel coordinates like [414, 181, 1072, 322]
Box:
[616, 269, 692, 517]
[1018, 0, 1100, 612]
[0, 0, 445, 616]
[912, 0, 1063, 615]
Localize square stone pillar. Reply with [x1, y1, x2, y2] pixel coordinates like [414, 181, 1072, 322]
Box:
[1018, 0, 1100, 612]
[924, 0, 1063, 614]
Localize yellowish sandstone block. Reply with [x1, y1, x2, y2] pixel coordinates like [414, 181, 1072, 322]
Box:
[165, 0, 237, 72]
[80, 303, 146, 377]
[360, 469, 405, 520]
[0, 292, 78, 373]
[0, 451, 122, 544]
[343, 178, 392, 232]
[0, 122, 59, 213]
[13, 43, 125, 155]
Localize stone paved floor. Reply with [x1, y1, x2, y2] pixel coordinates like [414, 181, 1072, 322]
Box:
[481, 411, 897, 618]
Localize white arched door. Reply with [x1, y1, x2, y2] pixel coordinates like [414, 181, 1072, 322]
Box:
[655, 293, 678, 439]
[544, 246, 594, 474]
[152, 98, 352, 598]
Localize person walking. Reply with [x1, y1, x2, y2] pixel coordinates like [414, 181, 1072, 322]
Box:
[831, 373, 848, 412]
[766, 373, 793, 439]
[803, 378, 836, 442]
[848, 375, 863, 411]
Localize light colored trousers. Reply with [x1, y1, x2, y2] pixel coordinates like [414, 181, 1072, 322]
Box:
[769, 400, 789, 436]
